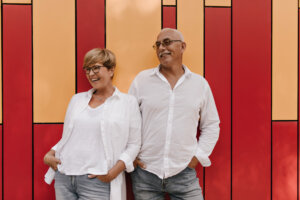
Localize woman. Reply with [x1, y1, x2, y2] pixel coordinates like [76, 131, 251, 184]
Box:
[43, 48, 141, 200]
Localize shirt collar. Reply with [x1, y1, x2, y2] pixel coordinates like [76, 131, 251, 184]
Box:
[87, 87, 121, 99]
[151, 64, 192, 78]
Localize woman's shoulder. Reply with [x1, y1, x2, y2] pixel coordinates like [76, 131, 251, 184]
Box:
[117, 90, 138, 104]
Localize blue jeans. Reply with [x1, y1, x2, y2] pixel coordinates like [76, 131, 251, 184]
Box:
[131, 167, 204, 200]
[54, 171, 110, 200]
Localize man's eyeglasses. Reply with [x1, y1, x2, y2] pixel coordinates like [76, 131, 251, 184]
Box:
[153, 38, 182, 50]
[83, 65, 102, 74]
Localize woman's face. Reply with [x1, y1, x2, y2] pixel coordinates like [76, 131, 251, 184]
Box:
[85, 62, 114, 91]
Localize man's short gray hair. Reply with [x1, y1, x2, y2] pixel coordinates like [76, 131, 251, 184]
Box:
[160, 28, 184, 42]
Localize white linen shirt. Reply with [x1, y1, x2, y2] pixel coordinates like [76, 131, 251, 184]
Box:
[44, 87, 141, 200]
[129, 65, 220, 179]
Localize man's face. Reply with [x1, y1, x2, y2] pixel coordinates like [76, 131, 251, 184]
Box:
[155, 30, 185, 67]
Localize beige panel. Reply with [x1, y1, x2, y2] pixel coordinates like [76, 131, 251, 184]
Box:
[3, 0, 31, 3]
[205, 0, 231, 7]
[177, 0, 203, 75]
[273, 0, 298, 120]
[163, 0, 176, 5]
[107, 0, 161, 92]
[34, 0, 75, 122]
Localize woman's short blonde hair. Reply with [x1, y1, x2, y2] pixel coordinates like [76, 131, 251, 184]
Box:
[83, 48, 116, 70]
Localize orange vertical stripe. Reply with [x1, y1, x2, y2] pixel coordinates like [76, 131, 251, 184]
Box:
[177, 0, 204, 75]
[106, 0, 161, 92]
[273, 0, 298, 120]
[163, 0, 176, 6]
[33, 0, 75, 122]
[3, 0, 31, 3]
[205, 0, 231, 7]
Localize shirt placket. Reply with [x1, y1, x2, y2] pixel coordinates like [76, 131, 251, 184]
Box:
[163, 89, 175, 178]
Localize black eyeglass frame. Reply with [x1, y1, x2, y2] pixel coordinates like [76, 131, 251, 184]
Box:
[153, 38, 182, 50]
[83, 65, 103, 75]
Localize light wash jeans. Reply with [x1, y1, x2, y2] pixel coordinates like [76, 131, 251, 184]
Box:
[131, 166, 204, 200]
[54, 171, 110, 200]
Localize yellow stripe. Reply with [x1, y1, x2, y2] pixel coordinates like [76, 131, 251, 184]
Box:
[205, 0, 231, 7]
[107, 0, 161, 92]
[163, 0, 176, 6]
[3, 0, 31, 3]
[33, 0, 75, 122]
[177, 0, 204, 76]
[273, 0, 298, 120]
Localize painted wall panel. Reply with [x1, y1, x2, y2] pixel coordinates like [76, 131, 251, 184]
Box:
[177, 0, 204, 75]
[163, 6, 176, 29]
[33, 0, 75, 122]
[77, 0, 105, 93]
[106, 0, 161, 92]
[205, 0, 231, 7]
[0, 5, 2, 123]
[232, 0, 271, 199]
[0, 126, 2, 200]
[272, 122, 297, 200]
[3, 5, 32, 199]
[272, 0, 298, 120]
[204, 7, 231, 200]
[3, 0, 31, 3]
[163, 0, 176, 6]
[34, 124, 63, 200]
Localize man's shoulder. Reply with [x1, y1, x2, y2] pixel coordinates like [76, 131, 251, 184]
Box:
[188, 71, 207, 84]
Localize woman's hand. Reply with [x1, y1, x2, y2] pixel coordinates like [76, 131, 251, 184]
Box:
[88, 173, 114, 183]
[43, 149, 61, 171]
[88, 160, 126, 183]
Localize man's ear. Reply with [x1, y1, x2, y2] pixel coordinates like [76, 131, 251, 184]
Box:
[181, 42, 186, 53]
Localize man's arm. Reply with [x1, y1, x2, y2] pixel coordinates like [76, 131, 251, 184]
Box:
[195, 81, 220, 167]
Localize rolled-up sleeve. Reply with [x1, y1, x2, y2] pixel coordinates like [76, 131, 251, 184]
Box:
[119, 97, 141, 172]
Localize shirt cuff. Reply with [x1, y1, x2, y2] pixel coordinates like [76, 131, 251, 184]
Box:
[119, 153, 134, 173]
[51, 144, 58, 151]
[195, 148, 211, 167]
[44, 167, 55, 185]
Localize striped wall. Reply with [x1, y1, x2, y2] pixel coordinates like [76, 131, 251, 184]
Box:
[0, 0, 297, 199]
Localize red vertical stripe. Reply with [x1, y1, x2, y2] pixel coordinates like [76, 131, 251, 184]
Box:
[272, 122, 297, 200]
[77, 0, 105, 93]
[3, 5, 32, 200]
[205, 7, 231, 200]
[232, 0, 271, 199]
[34, 124, 63, 200]
[299, 9, 300, 200]
[0, 126, 2, 200]
[163, 6, 176, 29]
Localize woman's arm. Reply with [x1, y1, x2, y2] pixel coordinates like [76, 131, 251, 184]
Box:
[88, 160, 126, 183]
[43, 149, 61, 171]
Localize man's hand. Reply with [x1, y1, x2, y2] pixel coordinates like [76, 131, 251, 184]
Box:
[43, 149, 61, 171]
[188, 156, 199, 169]
[133, 158, 146, 169]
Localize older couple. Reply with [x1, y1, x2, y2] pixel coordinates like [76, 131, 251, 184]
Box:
[44, 28, 220, 200]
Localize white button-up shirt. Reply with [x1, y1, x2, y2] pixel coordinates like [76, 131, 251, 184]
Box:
[45, 88, 141, 200]
[129, 65, 220, 179]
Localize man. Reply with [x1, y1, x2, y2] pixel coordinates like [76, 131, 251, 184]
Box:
[129, 28, 220, 200]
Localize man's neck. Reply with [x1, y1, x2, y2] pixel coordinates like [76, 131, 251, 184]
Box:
[159, 63, 185, 89]
[159, 63, 184, 78]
